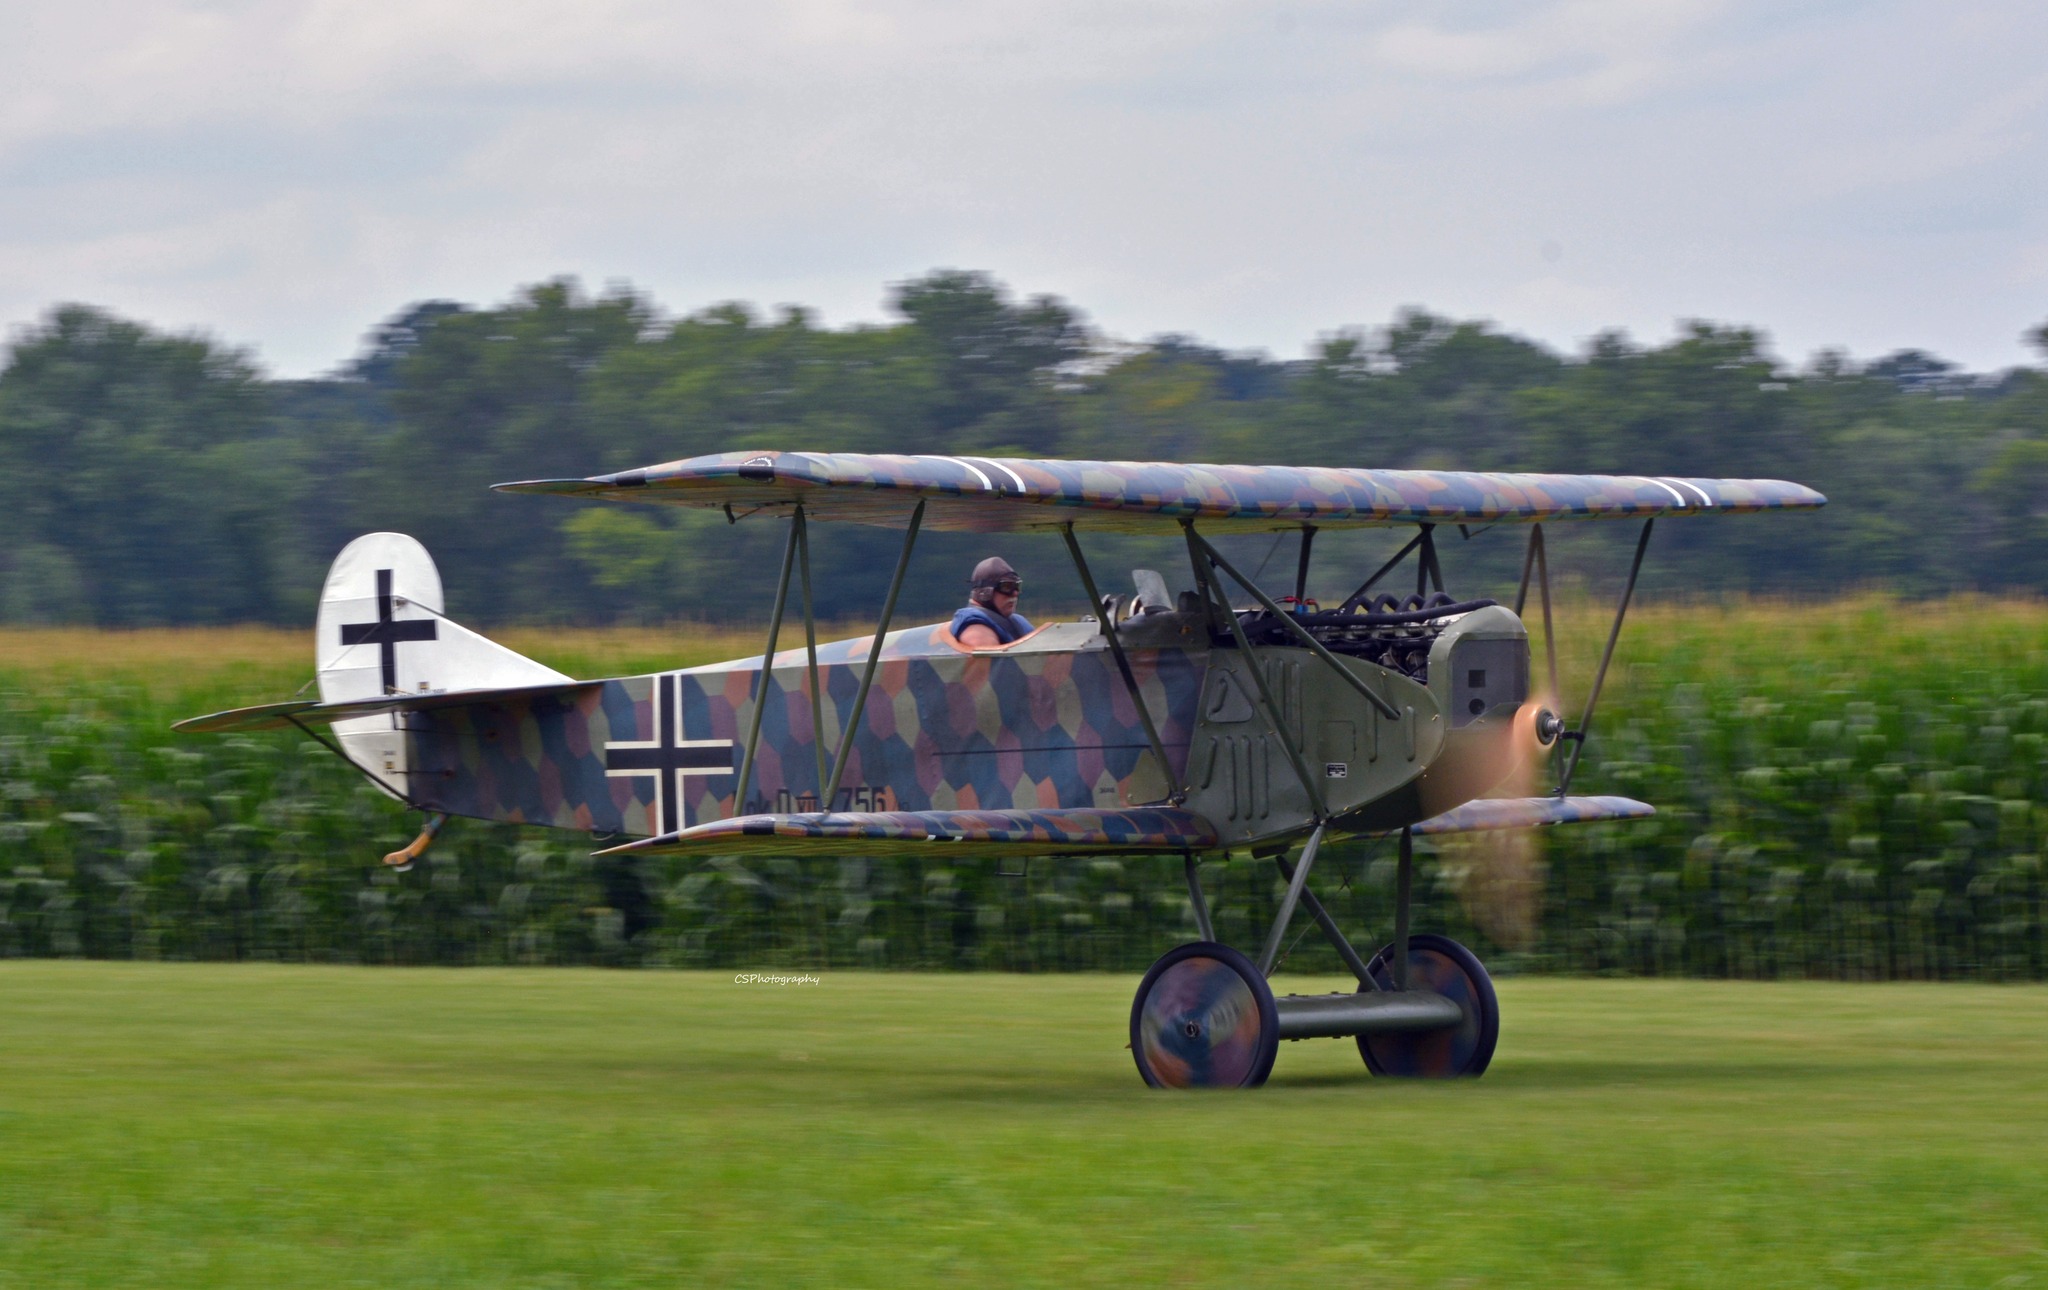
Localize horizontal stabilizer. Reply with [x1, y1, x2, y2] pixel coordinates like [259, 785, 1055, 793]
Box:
[173, 681, 599, 734]
[598, 806, 1220, 859]
[1408, 795, 1654, 835]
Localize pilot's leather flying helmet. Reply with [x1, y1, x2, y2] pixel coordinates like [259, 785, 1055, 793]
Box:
[970, 557, 1022, 606]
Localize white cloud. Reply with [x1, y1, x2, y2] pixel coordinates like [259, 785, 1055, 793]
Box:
[1370, 0, 1727, 100]
[2, 0, 2045, 374]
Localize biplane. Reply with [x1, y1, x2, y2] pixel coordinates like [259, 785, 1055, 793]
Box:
[176, 452, 1823, 1088]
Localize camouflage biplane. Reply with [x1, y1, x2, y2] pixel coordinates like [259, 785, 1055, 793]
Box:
[177, 452, 1824, 1088]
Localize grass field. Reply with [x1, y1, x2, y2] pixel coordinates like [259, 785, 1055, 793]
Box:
[3, 965, 2044, 1287]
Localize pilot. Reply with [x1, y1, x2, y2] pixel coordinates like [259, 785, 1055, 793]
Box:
[952, 557, 1035, 648]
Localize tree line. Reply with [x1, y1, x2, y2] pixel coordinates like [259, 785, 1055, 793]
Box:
[2, 272, 2045, 629]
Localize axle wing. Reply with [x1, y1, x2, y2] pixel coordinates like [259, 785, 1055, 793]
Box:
[1407, 794, 1654, 834]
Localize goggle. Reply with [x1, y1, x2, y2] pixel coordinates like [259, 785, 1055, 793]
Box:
[984, 579, 1023, 595]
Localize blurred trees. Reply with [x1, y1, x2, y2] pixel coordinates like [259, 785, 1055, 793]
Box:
[0, 307, 287, 624]
[3, 277, 2047, 626]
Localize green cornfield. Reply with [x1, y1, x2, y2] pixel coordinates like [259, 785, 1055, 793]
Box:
[2, 597, 2043, 978]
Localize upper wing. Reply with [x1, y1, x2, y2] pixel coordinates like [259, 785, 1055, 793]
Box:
[596, 806, 1219, 859]
[495, 450, 1825, 534]
[1408, 795, 1655, 834]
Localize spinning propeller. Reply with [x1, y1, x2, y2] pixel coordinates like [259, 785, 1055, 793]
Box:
[1441, 692, 1564, 952]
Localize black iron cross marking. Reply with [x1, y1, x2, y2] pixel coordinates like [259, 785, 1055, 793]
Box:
[604, 673, 734, 836]
[339, 569, 438, 694]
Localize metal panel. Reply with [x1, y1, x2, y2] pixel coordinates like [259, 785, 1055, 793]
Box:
[1447, 636, 1528, 727]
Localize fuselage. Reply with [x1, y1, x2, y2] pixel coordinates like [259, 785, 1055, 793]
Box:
[401, 604, 1531, 847]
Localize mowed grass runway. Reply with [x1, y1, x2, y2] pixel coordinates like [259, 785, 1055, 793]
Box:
[2, 966, 2044, 1287]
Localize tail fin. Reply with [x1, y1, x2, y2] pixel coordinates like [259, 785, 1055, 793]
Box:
[314, 533, 571, 798]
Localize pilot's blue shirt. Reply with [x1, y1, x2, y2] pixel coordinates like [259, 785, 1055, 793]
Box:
[950, 605, 1035, 645]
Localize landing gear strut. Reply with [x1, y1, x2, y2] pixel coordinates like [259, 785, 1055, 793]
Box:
[1130, 826, 1497, 1089]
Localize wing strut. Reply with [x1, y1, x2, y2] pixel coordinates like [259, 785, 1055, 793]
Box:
[823, 499, 925, 807]
[1558, 517, 1654, 796]
[795, 508, 829, 797]
[1337, 529, 1426, 612]
[1417, 524, 1444, 596]
[1182, 520, 1330, 821]
[1185, 526, 1400, 720]
[1514, 523, 1562, 708]
[1059, 523, 1183, 805]
[729, 500, 917, 817]
[1259, 822, 1326, 976]
[1183, 854, 1215, 940]
[732, 506, 803, 811]
[1293, 524, 1316, 603]
[1392, 825, 1415, 988]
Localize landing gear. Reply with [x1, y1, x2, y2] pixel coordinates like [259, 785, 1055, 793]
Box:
[1129, 941, 1279, 1089]
[1133, 829, 1494, 1089]
[1356, 933, 1499, 1078]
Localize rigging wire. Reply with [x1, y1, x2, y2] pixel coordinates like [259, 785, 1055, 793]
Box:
[1246, 532, 1287, 587]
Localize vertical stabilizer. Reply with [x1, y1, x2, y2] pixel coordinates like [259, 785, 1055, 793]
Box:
[314, 533, 572, 798]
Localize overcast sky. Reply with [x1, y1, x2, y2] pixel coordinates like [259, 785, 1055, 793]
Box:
[5, 0, 2045, 377]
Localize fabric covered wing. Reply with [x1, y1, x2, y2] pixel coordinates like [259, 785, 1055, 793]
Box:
[495, 450, 1825, 534]
[596, 806, 1219, 859]
[1408, 795, 1655, 834]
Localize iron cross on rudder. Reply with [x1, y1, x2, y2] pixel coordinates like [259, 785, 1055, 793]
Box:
[340, 569, 437, 694]
[604, 673, 735, 836]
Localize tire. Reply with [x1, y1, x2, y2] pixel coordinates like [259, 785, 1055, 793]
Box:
[1356, 933, 1499, 1078]
[1129, 941, 1280, 1089]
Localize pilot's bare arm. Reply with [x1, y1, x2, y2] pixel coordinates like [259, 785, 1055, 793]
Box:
[957, 622, 1001, 649]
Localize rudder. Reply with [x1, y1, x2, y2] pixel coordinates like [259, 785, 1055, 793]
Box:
[315, 533, 571, 798]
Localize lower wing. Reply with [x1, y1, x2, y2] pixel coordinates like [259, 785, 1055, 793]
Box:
[598, 807, 1219, 859]
[597, 795, 1650, 860]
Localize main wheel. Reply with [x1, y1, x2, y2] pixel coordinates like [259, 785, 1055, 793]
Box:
[1129, 941, 1279, 1089]
[1357, 933, 1499, 1078]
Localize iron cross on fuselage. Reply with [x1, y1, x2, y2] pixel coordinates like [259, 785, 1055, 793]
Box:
[604, 673, 735, 836]
[339, 568, 438, 694]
